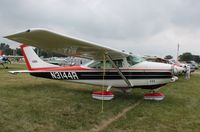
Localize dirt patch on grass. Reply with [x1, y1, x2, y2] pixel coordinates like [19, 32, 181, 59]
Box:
[89, 99, 143, 132]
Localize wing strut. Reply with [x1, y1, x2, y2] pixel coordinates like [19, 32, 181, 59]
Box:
[105, 54, 133, 88]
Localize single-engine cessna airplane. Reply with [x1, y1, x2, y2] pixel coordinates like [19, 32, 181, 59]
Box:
[5, 29, 176, 100]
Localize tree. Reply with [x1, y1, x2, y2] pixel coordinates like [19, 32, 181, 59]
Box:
[164, 55, 173, 60]
[0, 43, 13, 55]
[5, 48, 13, 55]
[179, 52, 193, 62]
[0, 43, 6, 49]
[16, 48, 22, 56]
[193, 55, 200, 63]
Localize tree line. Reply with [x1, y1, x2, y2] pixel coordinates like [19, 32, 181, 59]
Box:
[0, 43, 65, 57]
[165, 53, 200, 63]
[0, 43, 18, 55]
[179, 53, 200, 63]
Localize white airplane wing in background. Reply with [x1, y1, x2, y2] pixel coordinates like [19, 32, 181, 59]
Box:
[4, 29, 129, 60]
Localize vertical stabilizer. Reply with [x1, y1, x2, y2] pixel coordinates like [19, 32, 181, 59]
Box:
[20, 44, 60, 70]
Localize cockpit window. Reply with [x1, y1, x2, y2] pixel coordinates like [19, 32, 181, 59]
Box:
[126, 55, 144, 66]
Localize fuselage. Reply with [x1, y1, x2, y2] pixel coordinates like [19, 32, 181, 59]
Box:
[29, 60, 173, 89]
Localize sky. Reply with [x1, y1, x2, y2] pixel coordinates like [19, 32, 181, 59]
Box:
[0, 0, 200, 58]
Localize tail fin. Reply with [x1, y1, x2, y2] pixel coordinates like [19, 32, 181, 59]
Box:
[0, 50, 4, 56]
[20, 44, 59, 70]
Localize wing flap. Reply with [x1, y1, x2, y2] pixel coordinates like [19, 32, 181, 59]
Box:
[5, 29, 129, 60]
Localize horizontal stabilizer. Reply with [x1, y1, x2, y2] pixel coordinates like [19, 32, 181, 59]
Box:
[9, 70, 36, 74]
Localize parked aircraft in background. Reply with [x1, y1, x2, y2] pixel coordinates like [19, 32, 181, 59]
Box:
[186, 61, 198, 72]
[45, 57, 89, 66]
[0, 55, 11, 69]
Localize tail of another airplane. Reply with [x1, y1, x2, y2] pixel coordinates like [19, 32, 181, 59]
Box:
[0, 50, 4, 56]
[20, 44, 59, 70]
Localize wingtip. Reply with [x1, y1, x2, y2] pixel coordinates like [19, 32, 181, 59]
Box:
[3, 35, 9, 39]
[3, 28, 45, 38]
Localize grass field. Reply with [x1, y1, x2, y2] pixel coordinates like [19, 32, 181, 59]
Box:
[0, 64, 200, 132]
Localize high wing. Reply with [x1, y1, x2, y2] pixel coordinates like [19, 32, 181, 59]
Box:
[4, 29, 129, 60]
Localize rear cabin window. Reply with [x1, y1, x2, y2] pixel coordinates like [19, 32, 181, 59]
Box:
[88, 59, 123, 69]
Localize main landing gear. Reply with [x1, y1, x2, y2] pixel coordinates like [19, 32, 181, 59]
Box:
[144, 89, 165, 101]
[92, 86, 114, 100]
[92, 87, 165, 101]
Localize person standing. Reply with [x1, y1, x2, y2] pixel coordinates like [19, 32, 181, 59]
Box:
[185, 65, 191, 80]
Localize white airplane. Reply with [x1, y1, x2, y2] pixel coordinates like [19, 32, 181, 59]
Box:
[4, 29, 176, 100]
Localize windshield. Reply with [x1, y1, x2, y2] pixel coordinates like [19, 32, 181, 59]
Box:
[126, 55, 144, 66]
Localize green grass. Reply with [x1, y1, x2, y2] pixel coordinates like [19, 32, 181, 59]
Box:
[0, 64, 200, 131]
[103, 74, 200, 132]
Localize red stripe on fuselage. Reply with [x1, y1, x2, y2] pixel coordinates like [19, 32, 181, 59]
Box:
[30, 66, 92, 71]
[30, 68, 171, 71]
[28, 67, 171, 72]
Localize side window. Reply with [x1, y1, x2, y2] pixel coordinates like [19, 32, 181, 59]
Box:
[88, 61, 113, 69]
[113, 59, 123, 68]
[88, 59, 124, 69]
[91, 62, 102, 69]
